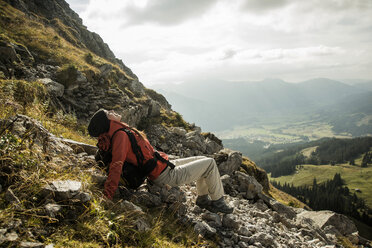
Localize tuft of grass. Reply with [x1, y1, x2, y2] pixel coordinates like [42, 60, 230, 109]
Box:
[337, 236, 358, 248]
[138, 109, 191, 132]
[0, 79, 95, 145]
[240, 156, 270, 192]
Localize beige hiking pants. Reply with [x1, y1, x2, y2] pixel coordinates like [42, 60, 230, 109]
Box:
[153, 156, 224, 200]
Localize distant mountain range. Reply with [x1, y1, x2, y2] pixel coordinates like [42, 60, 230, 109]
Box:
[153, 78, 372, 135]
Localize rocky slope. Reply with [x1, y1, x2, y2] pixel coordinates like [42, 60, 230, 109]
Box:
[0, 114, 369, 247]
[0, 0, 371, 247]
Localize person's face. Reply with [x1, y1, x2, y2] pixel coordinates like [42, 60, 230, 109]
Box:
[105, 110, 122, 122]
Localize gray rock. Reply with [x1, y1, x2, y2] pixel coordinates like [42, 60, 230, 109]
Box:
[57, 138, 97, 155]
[184, 131, 206, 153]
[90, 172, 107, 186]
[245, 224, 257, 233]
[99, 63, 113, 77]
[135, 218, 151, 232]
[169, 127, 187, 137]
[5, 232, 18, 242]
[297, 210, 358, 236]
[128, 79, 145, 95]
[223, 214, 240, 230]
[120, 200, 143, 213]
[76, 70, 87, 84]
[0, 43, 20, 63]
[250, 233, 274, 247]
[43, 180, 82, 200]
[215, 149, 242, 175]
[238, 241, 249, 248]
[270, 200, 297, 219]
[74, 192, 92, 203]
[5, 188, 20, 204]
[5, 115, 73, 154]
[19, 241, 44, 248]
[148, 100, 161, 117]
[254, 200, 269, 212]
[202, 212, 222, 227]
[205, 138, 223, 155]
[44, 203, 62, 218]
[7, 219, 22, 229]
[238, 226, 253, 237]
[322, 225, 341, 236]
[166, 187, 186, 203]
[134, 191, 162, 207]
[234, 171, 262, 199]
[194, 221, 217, 238]
[38, 78, 64, 97]
[169, 202, 187, 217]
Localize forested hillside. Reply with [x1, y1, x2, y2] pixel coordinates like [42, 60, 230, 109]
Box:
[256, 137, 372, 177]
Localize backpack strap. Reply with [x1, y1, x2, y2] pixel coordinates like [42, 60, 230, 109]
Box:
[111, 127, 144, 166]
[154, 151, 175, 169]
[111, 127, 175, 171]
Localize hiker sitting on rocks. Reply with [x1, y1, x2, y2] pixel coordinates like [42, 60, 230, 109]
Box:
[87, 109, 233, 214]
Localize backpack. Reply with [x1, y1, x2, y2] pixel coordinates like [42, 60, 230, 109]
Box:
[95, 127, 174, 189]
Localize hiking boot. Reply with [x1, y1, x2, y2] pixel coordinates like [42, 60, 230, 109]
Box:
[207, 197, 234, 214]
[196, 195, 210, 209]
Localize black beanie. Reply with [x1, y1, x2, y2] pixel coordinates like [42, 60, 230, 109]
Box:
[88, 109, 110, 137]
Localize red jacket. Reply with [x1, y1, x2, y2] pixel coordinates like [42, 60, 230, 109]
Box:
[103, 120, 168, 199]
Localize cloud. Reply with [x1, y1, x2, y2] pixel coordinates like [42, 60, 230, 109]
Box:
[123, 0, 217, 26]
[241, 0, 290, 13]
[66, 0, 91, 13]
[66, 0, 372, 86]
[220, 49, 237, 60]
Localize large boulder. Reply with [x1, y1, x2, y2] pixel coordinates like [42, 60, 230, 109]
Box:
[202, 132, 223, 155]
[38, 78, 64, 97]
[233, 171, 263, 199]
[183, 130, 207, 154]
[1, 115, 74, 154]
[42, 180, 91, 202]
[267, 198, 297, 219]
[297, 210, 358, 236]
[0, 41, 20, 64]
[214, 149, 242, 176]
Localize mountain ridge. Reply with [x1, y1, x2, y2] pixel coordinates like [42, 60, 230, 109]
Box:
[153, 78, 372, 134]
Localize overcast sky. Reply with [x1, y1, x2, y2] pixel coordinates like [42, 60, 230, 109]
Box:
[66, 0, 372, 86]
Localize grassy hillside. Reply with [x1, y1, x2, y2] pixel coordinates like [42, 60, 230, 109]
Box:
[0, 81, 214, 247]
[269, 164, 372, 208]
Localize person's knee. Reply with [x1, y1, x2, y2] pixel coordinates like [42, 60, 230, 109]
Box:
[208, 157, 217, 165]
[204, 157, 218, 170]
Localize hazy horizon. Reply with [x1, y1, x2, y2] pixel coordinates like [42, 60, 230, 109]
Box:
[66, 0, 372, 86]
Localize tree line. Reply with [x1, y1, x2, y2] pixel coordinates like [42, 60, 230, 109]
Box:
[257, 137, 372, 177]
[271, 173, 372, 227]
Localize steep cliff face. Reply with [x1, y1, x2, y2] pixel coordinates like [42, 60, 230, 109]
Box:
[4, 0, 135, 78]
